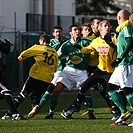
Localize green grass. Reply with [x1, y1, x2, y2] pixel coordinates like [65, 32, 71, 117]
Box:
[0, 93, 133, 133]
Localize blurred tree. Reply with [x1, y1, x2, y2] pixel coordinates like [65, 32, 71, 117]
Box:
[76, 0, 121, 15]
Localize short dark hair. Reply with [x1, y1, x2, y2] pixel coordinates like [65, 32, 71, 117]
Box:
[69, 24, 80, 32]
[53, 25, 62, 32]
[39, 34, 50, 44]
[82, 22, 91, 28]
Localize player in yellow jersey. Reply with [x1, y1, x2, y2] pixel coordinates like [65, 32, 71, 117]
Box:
[86, 18, 100, 40]
[2, 34, 58, 119]
[81, 19, 120, 120]
[61, 20, 122, 120]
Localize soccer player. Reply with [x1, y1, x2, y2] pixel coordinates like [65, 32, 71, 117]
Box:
[81, 19, 100, 118]
[81, 23, 92, 38]
[0, 40, 25, 120]
[27, 24, 92, 119]
[86, 18, 100, 40]
[80, 19, 120, 120]
[2, 33, 58, 119]
[50, 25, 68, 51]
[42, 25, 68, 119]
[106, 9, 133, 126]
[61, 20, 121, 120]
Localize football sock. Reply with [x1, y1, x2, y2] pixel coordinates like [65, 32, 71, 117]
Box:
[48, 97, 58, 113]
[5, 94, 18, 114]
[64, 97, 77, 111]
[108, 90, 127, 113]
[85, 95, 93, 111]
[100, 90, 112, 107]
[77, 92, 85, 105]
[126, 93, 133, 109]
[118, 90, 127, 107]
[39, 91, 52, 108]
[100, 90, 119, 114]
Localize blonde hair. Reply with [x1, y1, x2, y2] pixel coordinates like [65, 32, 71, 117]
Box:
[98, 20, 111, 31]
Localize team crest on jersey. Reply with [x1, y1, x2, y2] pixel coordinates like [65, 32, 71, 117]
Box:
[70, 56, 82, 64]
[97, 46, 109, 55]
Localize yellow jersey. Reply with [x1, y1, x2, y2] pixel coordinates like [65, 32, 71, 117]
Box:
[18, 44, 58, 83]
[86, 32, 99, 66]
[81, 37, 117, 73]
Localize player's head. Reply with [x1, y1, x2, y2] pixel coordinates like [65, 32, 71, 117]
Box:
[117, 9, 130, 25]
[98, 20, 111, 35]
[39, 33, 50, 45]
[69, 24, 81, 39]
[52, 25, 63, 40]
[81, 23, 91, 38]
[91, 18, 101, 35]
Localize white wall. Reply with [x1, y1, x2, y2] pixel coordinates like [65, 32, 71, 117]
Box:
[0, 0, 30, 32]
[0, 0, 42, 32]
[54, 0, 75, 16]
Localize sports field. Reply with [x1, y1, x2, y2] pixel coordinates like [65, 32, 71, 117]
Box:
[0, 93, 133, 133]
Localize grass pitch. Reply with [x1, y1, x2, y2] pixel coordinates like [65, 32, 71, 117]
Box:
[0, 93, 133, 133]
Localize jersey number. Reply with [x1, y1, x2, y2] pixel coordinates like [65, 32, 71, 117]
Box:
[43, 52, 54, 65]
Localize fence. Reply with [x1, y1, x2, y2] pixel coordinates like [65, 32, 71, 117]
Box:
[0, 14, 118, 91]
[26, 13, 117, 33]
[0, 31, 42, 91]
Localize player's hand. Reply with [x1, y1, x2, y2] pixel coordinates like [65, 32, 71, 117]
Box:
[111, 57, 123, 67]
[18, 56, 23, 61]
[73, 45, 82, 50]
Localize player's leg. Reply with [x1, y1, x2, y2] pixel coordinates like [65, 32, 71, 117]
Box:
[31, 80, 49, 107]
[124, 87, 133, 126]
[0, 83, 26, 120]
[107, 83, 131, 124]
[84, 94, 96, 119]
[108, 66, 133, 124]
[61, 77, 107, 119]
[14, 76, 34, 108]
[44, 96, 58, 119]
[28, 82, 65, 119]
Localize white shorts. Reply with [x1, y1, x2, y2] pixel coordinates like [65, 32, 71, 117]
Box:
[51, 71, 62, 85]
[56, 66, 88, 90]
[109, 65, 133, 88]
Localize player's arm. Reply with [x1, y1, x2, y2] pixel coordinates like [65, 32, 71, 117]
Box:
[73, 44, 93, 54]
[18, 45, 38, 61]
[111, 37, 132, 67]
[80, 45, 93, 54]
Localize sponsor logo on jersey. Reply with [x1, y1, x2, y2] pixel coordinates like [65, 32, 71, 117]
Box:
[70, 56, 82, 64]
[97, 46, 109, 55]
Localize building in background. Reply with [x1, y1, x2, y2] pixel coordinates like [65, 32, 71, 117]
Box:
[0, 0, 75, 33]
[0, 0, 131, 33]
[0, 0, 132, 89]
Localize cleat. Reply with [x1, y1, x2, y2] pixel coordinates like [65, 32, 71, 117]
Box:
[115, 111, 131, 124]
[82, 111, 89, 116]
[118, 120, 129, 125]
[128, 122, 133, 126]
[45, 112, 54, 119]
[111, 120, 129, 126]
[89, 112, 96, 119]
[2, 113, 12, 120]
[69, 106, 80, 113]
[110, 122, 118, 126]
[12, 114, 27, 120]
[28, 105, 40, 119]
[61, 110, 73, 119]
[111, 114, 119, 120]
